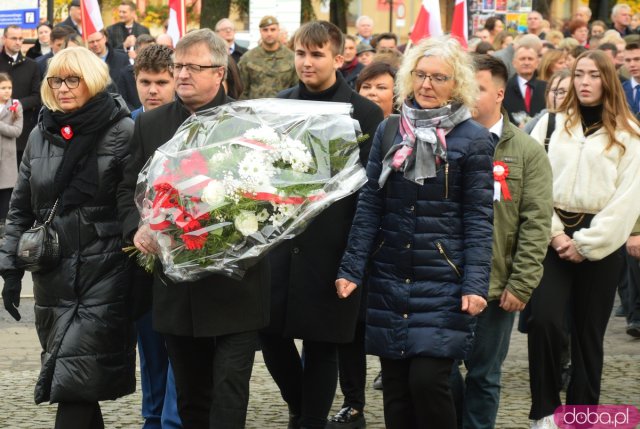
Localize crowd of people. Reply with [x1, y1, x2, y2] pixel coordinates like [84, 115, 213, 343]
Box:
[0, 1, 639, 429]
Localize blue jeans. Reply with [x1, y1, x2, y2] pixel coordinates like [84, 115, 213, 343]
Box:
[137, 311, 182, 429]
[451, 299, 516, 429]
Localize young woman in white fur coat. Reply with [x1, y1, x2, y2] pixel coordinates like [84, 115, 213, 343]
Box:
[526, 49, 640, 429]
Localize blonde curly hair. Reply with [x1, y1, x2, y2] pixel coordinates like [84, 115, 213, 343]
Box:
[395, 36, 477, 110]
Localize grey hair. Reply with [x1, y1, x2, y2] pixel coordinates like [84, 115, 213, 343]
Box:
[612, 3, 631, 20]
[215, 18, 234, 31]
[175, 28, 228, 72]
[513, 33, 543, 52]
[395, 36, 477, 110]
[355, 15, 373, 27]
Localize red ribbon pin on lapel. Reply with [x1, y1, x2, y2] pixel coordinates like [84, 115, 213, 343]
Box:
[61, 125, 73, 140]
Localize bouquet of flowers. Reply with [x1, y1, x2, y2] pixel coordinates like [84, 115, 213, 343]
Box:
[133, 99, 367, 282]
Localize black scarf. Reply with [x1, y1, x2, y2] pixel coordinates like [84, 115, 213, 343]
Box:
[41, 92, 125, 213]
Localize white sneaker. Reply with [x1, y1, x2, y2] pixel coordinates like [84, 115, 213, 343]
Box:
[530, 415, 559, 429]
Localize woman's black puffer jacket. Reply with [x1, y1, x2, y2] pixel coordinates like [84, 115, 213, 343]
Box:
[0, 95, 136, 404]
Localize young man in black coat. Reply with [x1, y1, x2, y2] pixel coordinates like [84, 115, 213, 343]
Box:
[0, 25, 41, 165]
[106, 0, 151, 52]
[260, 20, 383, 429]
[117, 29, 270, 429]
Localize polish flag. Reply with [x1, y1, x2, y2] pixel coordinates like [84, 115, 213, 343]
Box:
[451, 0, 468, 48]
[80, 0, 104, 39]
[167, 0, 186, 48]
[410, 0, 443, 44]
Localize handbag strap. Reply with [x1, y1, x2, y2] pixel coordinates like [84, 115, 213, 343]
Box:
[43, 198, 59, 226]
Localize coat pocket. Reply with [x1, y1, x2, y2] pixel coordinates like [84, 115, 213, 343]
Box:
[435, 241, 462, 278]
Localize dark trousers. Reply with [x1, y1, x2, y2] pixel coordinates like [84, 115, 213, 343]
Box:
[259, 333, 338, 429]
[526, 247, 622, 419]
[337, 321, 367, 412]
[54, 402, 103, 429]
[451, 299, 516, 429]
[0, 188, 11, 220]
[625, 251, 640, 323]
[381, 356, 456, 429]
[165, 331, 257, 429]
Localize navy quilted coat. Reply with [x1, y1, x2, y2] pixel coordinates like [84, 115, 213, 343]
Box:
[338, 117, 494, 360]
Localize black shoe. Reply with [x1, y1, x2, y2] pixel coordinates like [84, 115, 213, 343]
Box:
[326, 407, 366, 429]
[627, 321, 640, 338]
[372, 371, 382, 390]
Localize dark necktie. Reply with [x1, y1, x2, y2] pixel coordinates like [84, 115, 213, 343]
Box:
[634, 85, 640, 113]
[524, 82, 532, 113]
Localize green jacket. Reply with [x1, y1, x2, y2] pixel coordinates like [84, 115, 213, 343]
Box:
[237, 44, 298, 100]
[489, 117, 553, 303]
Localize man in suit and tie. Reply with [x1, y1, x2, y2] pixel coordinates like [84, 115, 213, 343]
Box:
[215, 18, 247, 64]
[503, 44, 547, 127]
[623, 42, 640, 117]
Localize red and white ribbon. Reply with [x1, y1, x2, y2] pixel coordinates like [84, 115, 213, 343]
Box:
[493, 161, 512, 202]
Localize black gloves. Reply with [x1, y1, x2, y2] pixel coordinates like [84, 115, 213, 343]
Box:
[2, 271, 23, 321]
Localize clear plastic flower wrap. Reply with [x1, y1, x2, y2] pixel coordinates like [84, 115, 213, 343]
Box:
[133, 99, 367, 282]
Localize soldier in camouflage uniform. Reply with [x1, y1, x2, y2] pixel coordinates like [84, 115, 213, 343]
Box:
[238, 15, 298, 99]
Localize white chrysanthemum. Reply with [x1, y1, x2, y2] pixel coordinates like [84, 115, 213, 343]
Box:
[244, 125, 281, 146]
[256, 209, 269, 222]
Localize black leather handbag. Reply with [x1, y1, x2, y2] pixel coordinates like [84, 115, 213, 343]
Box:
[16, 199, 61, 272]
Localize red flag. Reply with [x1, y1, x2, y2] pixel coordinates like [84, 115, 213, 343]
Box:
[451, 0, 468, 48]
[410, 0, 443, 45]
[80, 0, 104, 39]
[167, 0, 185, 47]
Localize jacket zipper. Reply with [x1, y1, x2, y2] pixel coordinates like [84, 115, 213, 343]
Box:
[436, 241, 461, 278]
[444, 162, 449, 199]
[371, 239, 385, 257]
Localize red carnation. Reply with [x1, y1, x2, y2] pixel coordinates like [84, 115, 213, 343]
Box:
[181, 232, 208, 250]
[180, 151, 209, 176]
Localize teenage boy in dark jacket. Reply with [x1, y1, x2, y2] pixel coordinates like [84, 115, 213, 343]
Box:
[260, 20, 383, 429]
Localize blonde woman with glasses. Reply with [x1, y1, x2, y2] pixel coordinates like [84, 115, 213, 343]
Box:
[0, 47, 135, 428]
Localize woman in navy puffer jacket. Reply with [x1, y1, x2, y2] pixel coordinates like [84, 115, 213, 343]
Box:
[336, 36, 494, 428]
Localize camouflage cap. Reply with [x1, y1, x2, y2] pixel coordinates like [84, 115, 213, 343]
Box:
[259, 16, 279, 28]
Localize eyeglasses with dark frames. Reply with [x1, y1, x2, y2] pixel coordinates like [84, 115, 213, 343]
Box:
[172, 63, 224, 73]
[47, 76, 82, 89]
[411, 70, 453, 85]
[550, 89, 567, 97]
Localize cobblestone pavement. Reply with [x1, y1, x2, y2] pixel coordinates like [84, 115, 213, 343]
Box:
[0, 297, 637, 429]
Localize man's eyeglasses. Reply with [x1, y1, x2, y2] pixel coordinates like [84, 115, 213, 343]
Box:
[47, 76, 82, 89]
[550, 89, 567, 97]
[411, 71, 453, 85]
[173, 63, 223, 73]
[217, 27, 234, 32]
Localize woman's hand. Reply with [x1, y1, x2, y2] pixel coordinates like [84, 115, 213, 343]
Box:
[550, 233, 572, 255]
[557, 239, 585, 263]
[335, 278, 358, 299]
[461, 294, 487, 316]
[133, 224, 160, 255]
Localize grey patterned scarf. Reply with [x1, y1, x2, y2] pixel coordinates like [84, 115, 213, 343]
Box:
[378, 100, 471, 188]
